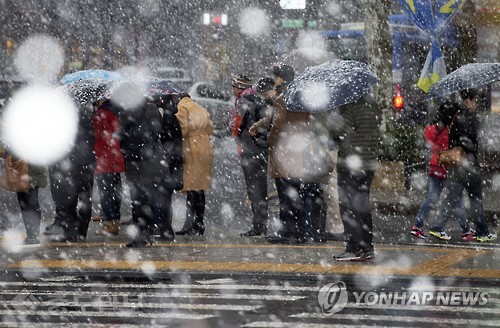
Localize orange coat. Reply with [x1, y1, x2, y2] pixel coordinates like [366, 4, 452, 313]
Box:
[176, 97, 214, 191]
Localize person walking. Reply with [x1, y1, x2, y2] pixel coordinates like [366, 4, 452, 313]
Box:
[429, 89, 497, 242]
[92, 99, 125, 236]
[230, 74, 270, 237]
[411, 101, 469, 239]
[175, 93, 214, 236]
[330, 94, 382, 261]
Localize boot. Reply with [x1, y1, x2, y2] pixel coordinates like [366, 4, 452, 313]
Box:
[95, 220, 120, 236]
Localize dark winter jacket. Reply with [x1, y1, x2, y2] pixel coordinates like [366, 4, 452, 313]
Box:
[234, 88, 268, 157]
[119, 100, 164, 184]
[448, 105, 480, 167]
[159, 100, 184, 191]
[67, 103, 96, 167]
[328, 95, 382, 173]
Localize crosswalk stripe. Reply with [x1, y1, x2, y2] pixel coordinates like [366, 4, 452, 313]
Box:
[0, 309, 215, 320]
[290, 313, 500, 326]
[0, 281, 319, 292]
[0, 289, 306, 301]
[243, 324, 408, 328]
[2, 300, 261, 311]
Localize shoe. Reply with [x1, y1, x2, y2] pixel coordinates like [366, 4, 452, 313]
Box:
[95, 220, 120, 236]
[24, 238, 40, 245]
[461, 229, 476, 241]
[125, 239, 151, 247]
[240, 229, 266, 237]
[43, 223, 64, 236]
[175, 223, 205, 236]
[410, 226, 426, 239]
[333, 250, 365, 262]
[91, 215, 104, 222]
[157, 231, 175, 241]
[475, 233, 497, 242]
[428, 230, 451, 241]
[362, 249, 375, 260]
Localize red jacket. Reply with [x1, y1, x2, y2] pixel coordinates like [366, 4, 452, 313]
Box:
[92, 105, 125, 174]
[424, 124, 448, 180]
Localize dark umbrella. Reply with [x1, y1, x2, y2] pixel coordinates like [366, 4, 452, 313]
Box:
[61, 79, 113, 104]
[148, 77, 184, 96]
[428, 63, 500, 98]
[284, 60, 378, 113]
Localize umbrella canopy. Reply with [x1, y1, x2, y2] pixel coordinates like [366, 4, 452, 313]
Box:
[428, 63, 500, 98]
[284, 60, 378, 113]
[60, 69, 123, 85]
[148, 77, 184, 96]
[60, 79, 112, 104]
[279, 48, 336, 75]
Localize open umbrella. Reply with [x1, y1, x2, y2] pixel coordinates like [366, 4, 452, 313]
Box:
[428, 63, 500, 98]
[60, 69, 123, 85]
[60, 79, 113, 104]
[148, 77, 184, 96]
[279, 48, 336, 75]
[284, 60, 378, 113]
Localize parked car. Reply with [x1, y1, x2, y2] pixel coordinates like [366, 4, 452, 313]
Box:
[189, 82, 233, 137]
[152, 66, 193, 92]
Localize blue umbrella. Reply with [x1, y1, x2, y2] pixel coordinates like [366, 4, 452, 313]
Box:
[284, 60, 378, 113]
[60, 69, 123, 85]
[427, 63, 500, 99]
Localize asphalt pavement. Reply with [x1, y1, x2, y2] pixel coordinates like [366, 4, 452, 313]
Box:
[1, 136, 500, 326]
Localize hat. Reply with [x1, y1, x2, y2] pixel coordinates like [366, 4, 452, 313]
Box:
[231, 74, 252, 89]
[255, 77, 275, 93]
[271, 64, 295, 84]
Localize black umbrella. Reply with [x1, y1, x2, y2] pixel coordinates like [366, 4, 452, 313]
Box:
[428, 63, 500, 98]
[284, 60, 378, 113]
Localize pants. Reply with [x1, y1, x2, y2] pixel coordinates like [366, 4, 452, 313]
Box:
[95, 172, 122, 221]
[125, 161, 157, 240]
[16, 187, 42, 240]
[432, 166, 489, 236]
[303, 183, 326, 239]
[153, 183, 174, 236]
[241, 153, 268, 231]
[181, 190, 206, 230]
[338, 170, 374, 253]
[275, 178, 325, 239]
[49, 162, 94, 239]
[323, 150, 342, 234]
[414, 175, 467, 230]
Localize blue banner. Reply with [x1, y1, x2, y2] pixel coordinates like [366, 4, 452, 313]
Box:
[398, 0, 465, 92]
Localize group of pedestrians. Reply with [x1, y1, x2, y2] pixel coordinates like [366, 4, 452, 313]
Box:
[1, 82, 214, 247]
[411, 89, 496, 243]
[1, 65, 497, 256]
[230, 64, 381, 261]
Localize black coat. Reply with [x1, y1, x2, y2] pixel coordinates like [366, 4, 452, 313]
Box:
[120, 101, 164, 184]
[159, 104, 184, 191]
[449, 106, 480, 167]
